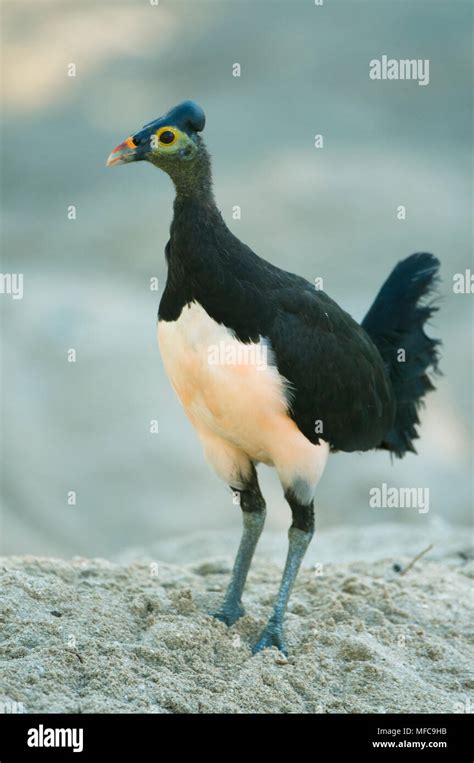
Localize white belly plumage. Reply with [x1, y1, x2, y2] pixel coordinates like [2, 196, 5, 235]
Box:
[158, 301, 328, 502]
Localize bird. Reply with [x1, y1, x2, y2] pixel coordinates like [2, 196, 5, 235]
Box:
[107, 100, 440, 655]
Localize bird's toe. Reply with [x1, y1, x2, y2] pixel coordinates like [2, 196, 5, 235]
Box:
[252, 620, 287, 656]
[209, 601, 245, 627]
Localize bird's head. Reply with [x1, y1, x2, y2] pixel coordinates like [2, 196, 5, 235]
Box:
[106, 100, 206, 179]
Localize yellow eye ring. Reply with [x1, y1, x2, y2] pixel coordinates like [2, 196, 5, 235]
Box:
[156, 126, 178, 146]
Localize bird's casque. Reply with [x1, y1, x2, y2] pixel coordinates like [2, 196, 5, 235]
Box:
[106, 100, 205, 167]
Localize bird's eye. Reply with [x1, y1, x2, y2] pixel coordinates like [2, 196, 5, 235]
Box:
[157, 128, 177, 146]
[127, 136, 139, 148]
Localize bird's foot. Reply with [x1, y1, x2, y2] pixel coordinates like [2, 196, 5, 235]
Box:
[209, 600, 245, 627]
[252, 618, 287, 656]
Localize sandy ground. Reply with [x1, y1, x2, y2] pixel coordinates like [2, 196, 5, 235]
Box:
[1, 524, 473, 714]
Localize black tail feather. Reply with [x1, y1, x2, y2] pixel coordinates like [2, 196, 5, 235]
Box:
[362, 252, 441, 457]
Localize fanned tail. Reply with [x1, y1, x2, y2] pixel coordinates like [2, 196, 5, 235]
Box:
[362, 252, 441, 457]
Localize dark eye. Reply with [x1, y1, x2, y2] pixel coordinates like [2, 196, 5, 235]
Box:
[159, 130, 176, 145]
[129, 136, 140, 147]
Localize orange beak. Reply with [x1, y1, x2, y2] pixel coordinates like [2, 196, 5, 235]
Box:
[106, 137, 137, 167]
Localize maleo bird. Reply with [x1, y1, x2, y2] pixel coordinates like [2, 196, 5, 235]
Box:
[107, 101, 440, 655]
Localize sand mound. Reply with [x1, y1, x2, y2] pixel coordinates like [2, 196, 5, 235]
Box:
[1, 533, 473, 713]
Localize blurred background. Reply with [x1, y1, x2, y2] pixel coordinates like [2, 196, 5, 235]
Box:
[1, 0, 472, 559]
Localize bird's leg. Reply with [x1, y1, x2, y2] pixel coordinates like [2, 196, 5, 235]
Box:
[210, 469, 266, 627]
[253, 492, 314, 656]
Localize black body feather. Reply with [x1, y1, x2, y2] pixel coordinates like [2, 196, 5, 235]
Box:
[159, 194, 441, 457]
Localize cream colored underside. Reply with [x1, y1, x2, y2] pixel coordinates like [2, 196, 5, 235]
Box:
[158, 301, 328, 503]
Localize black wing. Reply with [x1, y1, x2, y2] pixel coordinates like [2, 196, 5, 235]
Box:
[161, 214, 396, 451]
[267, 285, 396, 452]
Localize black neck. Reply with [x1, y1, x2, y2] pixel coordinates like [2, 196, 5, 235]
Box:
[168, 139, 216, 204]
[169, 144, 225, 257]
[159, 140, 263, 336]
